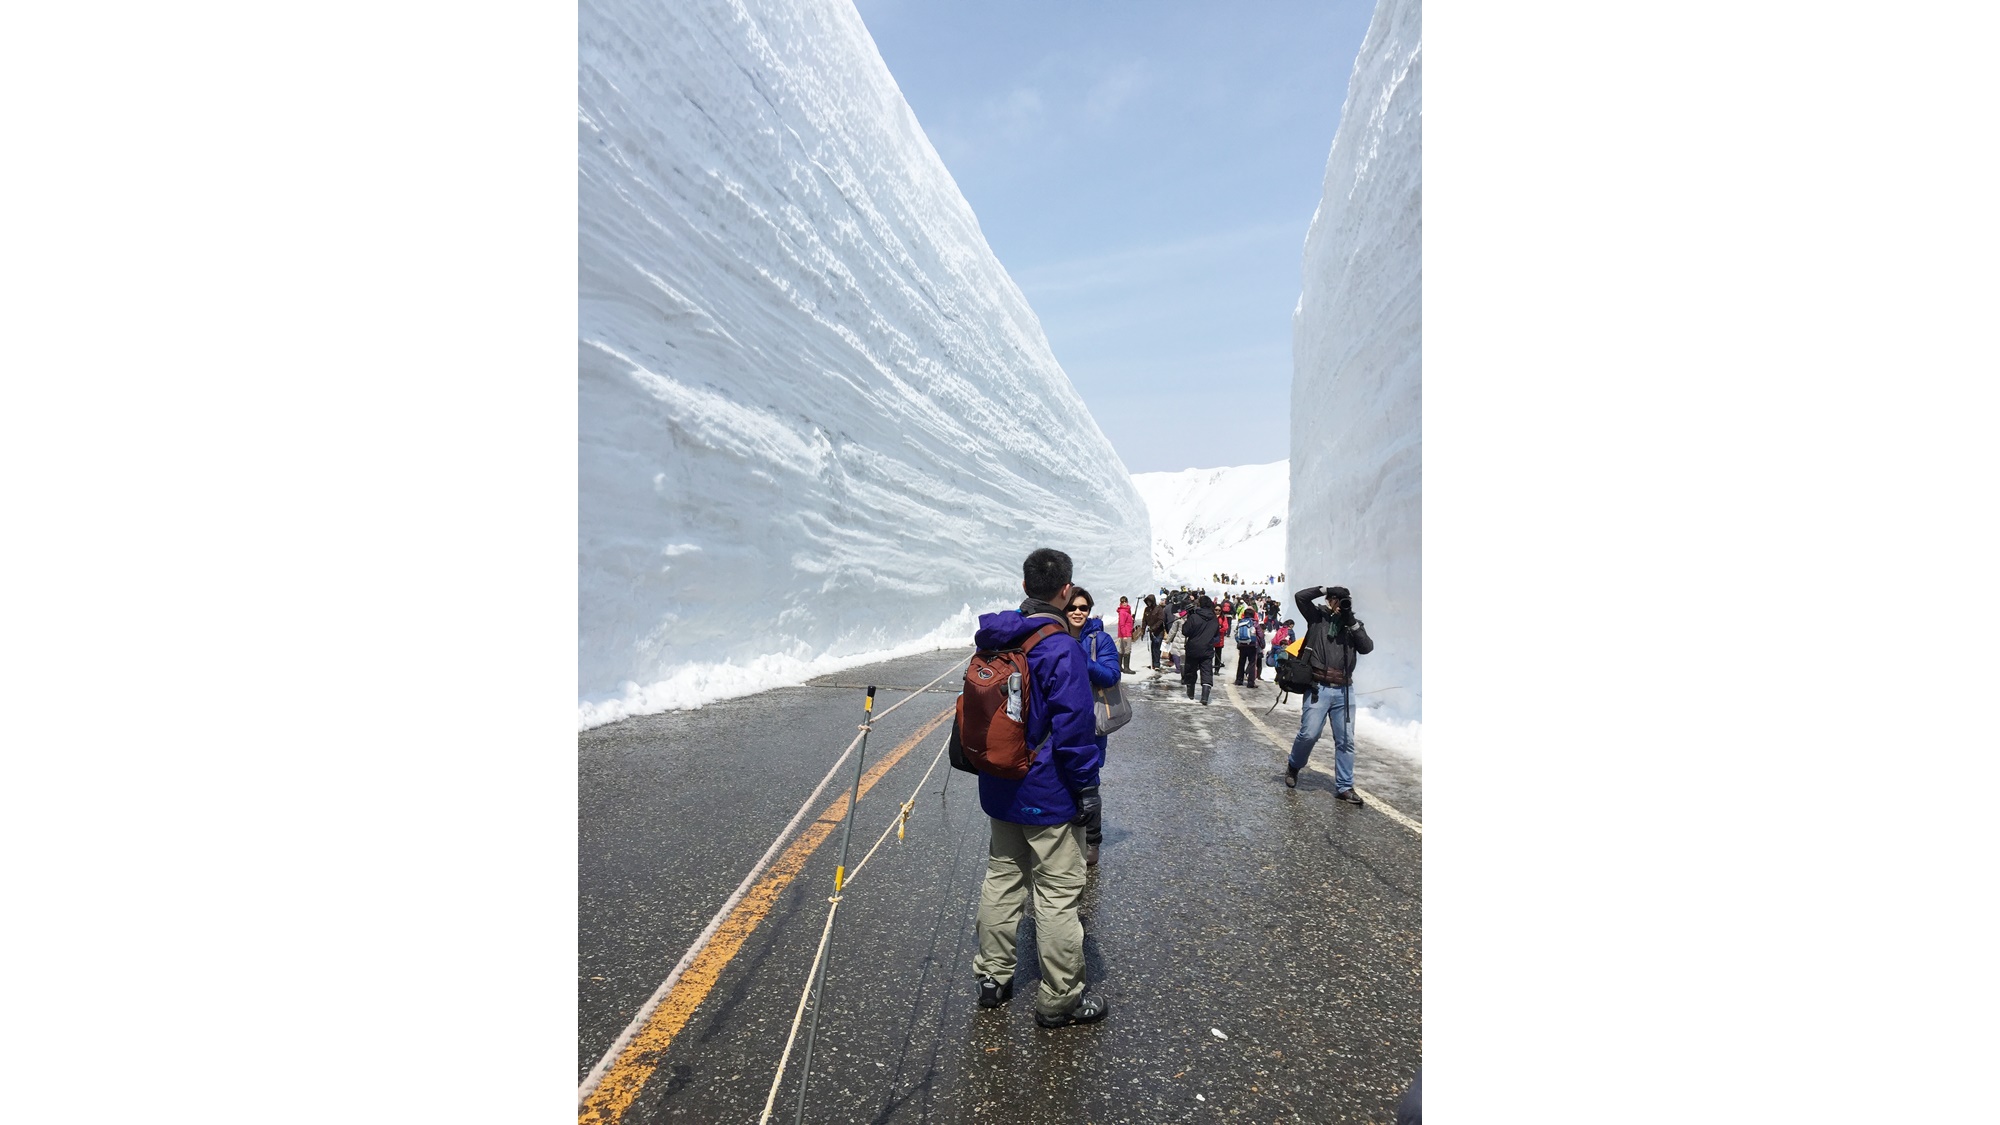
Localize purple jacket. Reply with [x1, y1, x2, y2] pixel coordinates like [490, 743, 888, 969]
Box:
[973, 603, 1102, 826]
[1079, 617, 1123, 690]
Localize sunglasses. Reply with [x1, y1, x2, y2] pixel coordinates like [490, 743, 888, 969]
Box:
[1068, 603, 1092, 613]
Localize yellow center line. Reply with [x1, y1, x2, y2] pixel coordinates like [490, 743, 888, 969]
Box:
[578, 703, 955, 1125]
[1222, 679, 1423, 835]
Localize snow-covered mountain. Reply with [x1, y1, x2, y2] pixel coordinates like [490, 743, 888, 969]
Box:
[1290, 0, 1421, 723]
[579, 0, 1151, 728]
[1131, 462, 1289, 591]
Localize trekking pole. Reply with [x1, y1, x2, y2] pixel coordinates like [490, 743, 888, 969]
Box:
[792, 685, 874, 1125]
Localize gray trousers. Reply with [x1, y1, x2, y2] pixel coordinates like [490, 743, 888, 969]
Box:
[973, 818, 1088, 1017]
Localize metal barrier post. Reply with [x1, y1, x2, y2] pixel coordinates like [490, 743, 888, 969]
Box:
[791, 685, 874, 1124]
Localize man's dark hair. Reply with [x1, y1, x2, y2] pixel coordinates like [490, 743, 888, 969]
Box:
[1022, 547, 1073, 601]
[1196, 595, 1214, 610]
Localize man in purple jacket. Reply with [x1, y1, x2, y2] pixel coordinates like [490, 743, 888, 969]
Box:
[971, 547, 1110, 1028]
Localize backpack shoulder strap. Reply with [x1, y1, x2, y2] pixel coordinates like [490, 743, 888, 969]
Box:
[1018, 620, 1064, 654]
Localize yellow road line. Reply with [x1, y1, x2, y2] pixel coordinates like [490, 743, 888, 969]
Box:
[579, 704, 954, 1125]
[1222, 679, 1423, 835]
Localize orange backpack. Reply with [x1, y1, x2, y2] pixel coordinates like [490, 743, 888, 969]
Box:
[950, 614, 1064, 779]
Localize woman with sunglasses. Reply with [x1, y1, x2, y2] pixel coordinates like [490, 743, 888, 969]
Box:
[1064, 586, 1120, 868]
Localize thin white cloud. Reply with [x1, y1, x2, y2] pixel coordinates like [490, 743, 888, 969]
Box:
[1083, 61, 1147, 123]
[986, 85, 1044, 143]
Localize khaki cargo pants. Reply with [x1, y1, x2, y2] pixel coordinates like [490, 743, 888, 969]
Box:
[972, 817, 1088, 1018]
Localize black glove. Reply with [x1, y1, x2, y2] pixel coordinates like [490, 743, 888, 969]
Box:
[1072, 786, 1101, 827]
[1337, 604, 1356, 629]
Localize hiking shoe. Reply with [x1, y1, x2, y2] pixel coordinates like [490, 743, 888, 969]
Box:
[1285, 765, 1298, 789]
[1334, 789, 1365, 806]
[1086, 843, 1100, 867]
[1036, 995, 1110, 1029]
[977, 977, 1013, 1008]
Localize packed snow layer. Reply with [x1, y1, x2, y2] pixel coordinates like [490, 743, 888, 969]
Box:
[579, 0, 1150, 728]
[1131, 462, 1289, 592]
[1290, 0, 1421, 723]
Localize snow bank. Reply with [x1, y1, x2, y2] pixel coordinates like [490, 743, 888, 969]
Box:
[1357, 706, 1422, 761]
[1131, 462, 1289, 592]
[1289, 0, 1421, 723]
[579, 0, 1150, 729]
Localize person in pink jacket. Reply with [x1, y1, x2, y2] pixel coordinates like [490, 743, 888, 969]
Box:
[1114, 596, 1136, 673]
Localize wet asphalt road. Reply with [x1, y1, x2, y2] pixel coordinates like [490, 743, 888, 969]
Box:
[579, 649, 1422, 1123]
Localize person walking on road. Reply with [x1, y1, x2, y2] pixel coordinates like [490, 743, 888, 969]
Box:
[1162, 605, 1186, 674]
[971, 548, 1110, 1028]
[1141, 594, 1166, 671]
[1233, 606, 1264, 688]
[1283, 585, 1375, 803]
[1181, 594, 1219, 705]
[1065, 586, 1119, 868]
[1114, 595, 1135, 674]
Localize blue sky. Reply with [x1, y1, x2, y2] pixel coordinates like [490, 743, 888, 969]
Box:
[852, 0, 1376, 474]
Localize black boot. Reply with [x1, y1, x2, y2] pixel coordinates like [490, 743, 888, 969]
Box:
[1200, 684, 1211, 706]
[1185, 680, 1195, 699]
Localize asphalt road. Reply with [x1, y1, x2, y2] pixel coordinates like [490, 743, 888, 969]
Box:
[579, 648, 1422, 1123]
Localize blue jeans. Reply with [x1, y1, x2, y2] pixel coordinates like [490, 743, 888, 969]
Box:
[1288, 683, 1354, 792]
[1148, 633, 1163, 667]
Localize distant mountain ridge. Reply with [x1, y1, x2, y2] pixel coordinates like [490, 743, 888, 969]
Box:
[1130, 461, 1289, 590]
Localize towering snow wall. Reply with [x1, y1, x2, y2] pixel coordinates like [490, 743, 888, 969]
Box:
[1290, 0, 1421, 722]
[579, 0, 1151, 727]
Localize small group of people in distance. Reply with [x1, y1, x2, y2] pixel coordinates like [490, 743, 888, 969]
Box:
[965, 548, 1375, 1033]
[1208, 571, 1284, 585]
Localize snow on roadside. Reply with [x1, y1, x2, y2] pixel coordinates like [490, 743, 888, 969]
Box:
[579, 607, 976, 730]
[1357, 706, 1422, 760]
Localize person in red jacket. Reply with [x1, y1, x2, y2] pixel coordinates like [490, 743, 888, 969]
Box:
[1114, 595, 1135, 674]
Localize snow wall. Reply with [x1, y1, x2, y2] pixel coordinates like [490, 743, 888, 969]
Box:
[579, 0, 1151, 728]
[1290, 0, 1421, 724]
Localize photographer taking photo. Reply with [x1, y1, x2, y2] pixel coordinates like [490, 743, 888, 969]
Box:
[1282, 585, 1374, 804]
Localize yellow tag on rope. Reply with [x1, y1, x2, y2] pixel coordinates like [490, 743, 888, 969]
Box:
[834, 864, 845, 893]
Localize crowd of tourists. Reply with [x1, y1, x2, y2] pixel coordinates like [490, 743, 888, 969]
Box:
[1138, 584, 1293, 703]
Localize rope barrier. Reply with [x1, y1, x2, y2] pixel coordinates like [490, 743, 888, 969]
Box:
[576, 656, 967, 1107]
[757, 731, 955, 1124]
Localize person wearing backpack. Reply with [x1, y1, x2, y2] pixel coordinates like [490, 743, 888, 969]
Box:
[969, 548, 1109, 1028]
[1180, 595, 1219, 705]
[1064, 587, 1122, 867]
[1282, 585, 1375, 803]
[1233, 607, 1265, 688]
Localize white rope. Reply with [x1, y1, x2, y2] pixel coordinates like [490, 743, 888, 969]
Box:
[758, 897, 841, 1125]
[756, 733, 954, 1123]
[578, 656, 967, 1105]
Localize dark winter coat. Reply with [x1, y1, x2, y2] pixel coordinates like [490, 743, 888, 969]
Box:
[1181, 605, 1218, 658]
[972, 602, 1102, 826]
[1294, 585, 1375, 687]
[1141, 603, 1166, 636]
